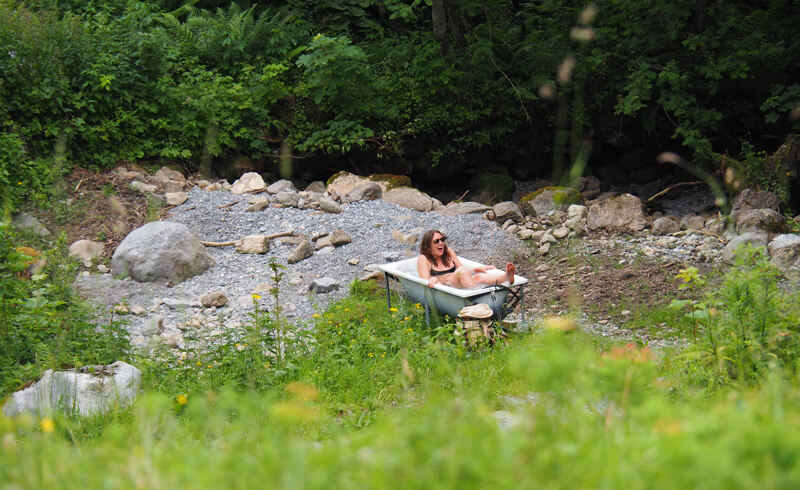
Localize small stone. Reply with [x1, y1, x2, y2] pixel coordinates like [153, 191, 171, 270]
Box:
[348, 258, 360, 266]
[552, 226, 570, 239]
[165, 192, 189, 206]
[68, 240, 105, 262]
[288, 240, 314, 264]
[236, 235, 269, 254]
[541, 232, 557, 244]
[162, 332, 183, 348]
[310, 277, 340, 293]
[539, 242, 551, 255]
[246, 196, 270, 212]
[199, 290, 228, 308]
[315, 236, 334, 250]
[318, 197, 343, 214]
[113, 304, 130, 314]
[130, 181, 157, 194]
[518, 229, 534, 240]
[130, 305, 147, 317]
[391, 229, 418, 245]
[97, 264, 110, 274]
[142, 316, 164, 337]
[289, 276, 303, 286]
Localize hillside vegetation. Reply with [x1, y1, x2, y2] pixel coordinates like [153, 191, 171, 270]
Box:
[2, 0, 799, 208]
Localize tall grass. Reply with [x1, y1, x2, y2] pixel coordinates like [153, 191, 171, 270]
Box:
[3, 256, 800, 488]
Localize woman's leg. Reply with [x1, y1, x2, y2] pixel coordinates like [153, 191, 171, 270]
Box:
[473, 263, 516, 285]
[443, 267, 478, 288]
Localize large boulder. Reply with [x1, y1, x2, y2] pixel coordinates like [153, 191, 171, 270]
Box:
[492, 201, 524, 225]
[382, 187, 441, 213]
[231, 172, 267, 194]
[111, 221, 214, 283]
[344, 182, 382, 203]
[2, 361, 141, 417]
[731, 208, 786, 234]
[519, 187, 582, 217]
[731, 189, 782, 212]
[768, 234, 800, 280]
[586, 194, 647, 231]
[326, 171, 411, 201]
[438, 201, 489, 217]
[722, 231, 769, 265]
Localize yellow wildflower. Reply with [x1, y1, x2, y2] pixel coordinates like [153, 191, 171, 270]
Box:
[40, 418, 55, 433]
[251, 294, 261, 300]
[177, 395, 188, 405]
[389, 307, 398, 313]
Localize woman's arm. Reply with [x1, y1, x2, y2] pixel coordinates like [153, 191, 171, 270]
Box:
[418, 255, 438, 288]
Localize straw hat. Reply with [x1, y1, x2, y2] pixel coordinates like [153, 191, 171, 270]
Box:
[458, 303, 493, 320]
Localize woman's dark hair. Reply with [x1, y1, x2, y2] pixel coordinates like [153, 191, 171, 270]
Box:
[420, 229, 453, 266]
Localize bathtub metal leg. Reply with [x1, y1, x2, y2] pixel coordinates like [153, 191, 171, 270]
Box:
[384, 272, 392, 313]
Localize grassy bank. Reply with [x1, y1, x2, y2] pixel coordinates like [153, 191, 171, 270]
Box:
[2, 247, 800, 488]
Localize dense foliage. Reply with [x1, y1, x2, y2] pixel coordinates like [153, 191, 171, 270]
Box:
[1, 0, 798, 191]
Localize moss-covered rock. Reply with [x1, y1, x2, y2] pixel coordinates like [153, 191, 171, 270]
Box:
[470, 173, 515, 204]
[519, 187, 582, 216]
[369, 173, 412, 190]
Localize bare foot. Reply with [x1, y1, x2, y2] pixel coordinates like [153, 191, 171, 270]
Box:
[505, 262, 516, 285]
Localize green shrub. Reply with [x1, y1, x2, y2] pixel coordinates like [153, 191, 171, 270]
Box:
[0, 133, 56, 213]
[671, 250, 800, 387]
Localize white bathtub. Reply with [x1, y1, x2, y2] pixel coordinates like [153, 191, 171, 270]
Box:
[379, 257, 528, 322]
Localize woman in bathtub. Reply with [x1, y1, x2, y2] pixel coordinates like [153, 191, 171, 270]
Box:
[417, 229, 515, 289]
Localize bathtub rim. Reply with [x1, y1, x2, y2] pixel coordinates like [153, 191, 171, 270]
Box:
[379, 256, 528, 298]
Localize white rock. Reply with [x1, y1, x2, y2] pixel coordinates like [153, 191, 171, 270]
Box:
[231, 172, 267, 194]
[165, 192, 189, 206]
[2, 362, 141, 417]
[68, 240, 105, 262]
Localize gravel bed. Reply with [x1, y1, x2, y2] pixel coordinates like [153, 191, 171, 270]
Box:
[75, 189, 523, 340]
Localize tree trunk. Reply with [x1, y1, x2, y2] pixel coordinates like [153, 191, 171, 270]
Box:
[199, 123, 220, 181]
[432, 0, 450, 55]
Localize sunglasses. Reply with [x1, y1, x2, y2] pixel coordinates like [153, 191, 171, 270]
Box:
[433, 237, 447, 244]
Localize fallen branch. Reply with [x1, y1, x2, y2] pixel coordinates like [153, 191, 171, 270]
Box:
[201, 230, 295, 247]
[646, 181, 704, 202]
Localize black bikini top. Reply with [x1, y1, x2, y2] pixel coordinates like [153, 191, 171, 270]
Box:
[430, 264, 456, 276]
